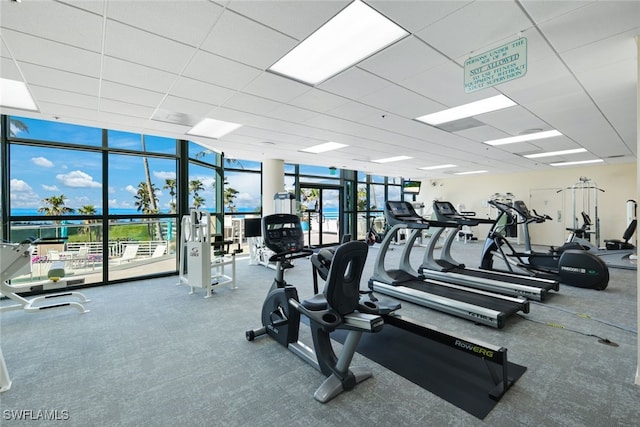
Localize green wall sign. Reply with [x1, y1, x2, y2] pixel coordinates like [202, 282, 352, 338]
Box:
[464, 38, 527, 93]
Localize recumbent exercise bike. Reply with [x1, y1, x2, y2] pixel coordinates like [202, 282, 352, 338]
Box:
[246, 213, 385, 403]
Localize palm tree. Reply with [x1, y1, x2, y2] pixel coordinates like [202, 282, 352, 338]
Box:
[38, 195, 75, 238]
[78, 205, 97, 241]
[189, 179, 205, 208]
[193, 195, 205, 209]
[134, 182, 159, 214]
[38, 194, 75, 216]
[9, 118, 29, 137]
[163, 178, 177, 213]
[224, 187, 239, 212]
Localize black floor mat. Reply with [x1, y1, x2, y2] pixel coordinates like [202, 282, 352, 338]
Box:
[332, 325, 527, 419]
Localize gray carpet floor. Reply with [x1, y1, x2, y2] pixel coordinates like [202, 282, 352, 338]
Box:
[1, 239, 639, 426]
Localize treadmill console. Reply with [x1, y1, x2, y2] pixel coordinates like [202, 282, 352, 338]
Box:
[434, 201, 457, 217]
[385, 201, 426, 226]
[513, 200, 532, 219]
[262, 214, 304, 254]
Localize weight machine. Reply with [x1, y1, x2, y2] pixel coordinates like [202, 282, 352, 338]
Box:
[177, 210, 236, 298]
[557, 177, 604, 247]
[1, 240, 90, 314]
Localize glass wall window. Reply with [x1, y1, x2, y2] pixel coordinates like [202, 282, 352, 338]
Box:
[223, 158, 261, 252]
[8, 116, 102, 146]
[107, 154, 177, 214]
[187, 162, 218, 212]
[10, 144, 103, 216]
[188, 141, 219, 164]
[3, 115, 179, 291]
[108, 130, 177, 155]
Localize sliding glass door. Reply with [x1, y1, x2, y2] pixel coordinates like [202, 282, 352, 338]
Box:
[299, 185, 341, 247]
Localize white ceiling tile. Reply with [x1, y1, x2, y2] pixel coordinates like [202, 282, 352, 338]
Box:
[1, 29, 102, 78]
[242, 72, 310, 103]
[183, 50, 262, 91]
[100, 99, 155, 119]
[169, 77, 236, 107]
[325, 101, 383, 122]
[200, 9, 297, 69]
[369, 0, 473, 34]
[401, 60, 499, 109]
[537, 1, 640, 53]
[226, 0, 348, 40]
[30, 86, 98, 110]
[102, 57, 177, 93]
[19, 62, 99, 96]
[0, 0, 104, 51]
[320, 68, 392, 101]
[107, 0, 224, 47]
[415, 1, 532, 59]
[358, 84, 443, 119]
[264, 104, 320, 123]
[0, 57, 21, 80]
[222, 93, 285, 116]
[104, 20, 196, 73]
[288, 89, 349, 113]
[359, 36, 448, 82]
[159, 95, 217, 117]
[100, 81, 165, 108]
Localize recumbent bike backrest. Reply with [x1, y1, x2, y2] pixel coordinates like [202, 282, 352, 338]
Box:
[323, 241, 369, 316]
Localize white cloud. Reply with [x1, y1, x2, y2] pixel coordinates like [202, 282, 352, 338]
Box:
[10, 178, 33, 192]
[125, 185, 137, 195]
[9, 179, 39, 207]
[154, 171, 176, 180]
[31, 156, 54, 168]
[42, 184, 59, 191]
[56, 170, 102, 188]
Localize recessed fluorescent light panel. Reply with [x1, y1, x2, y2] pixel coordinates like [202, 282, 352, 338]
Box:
[300, 141, 348, 154]
[415, 95, 516, 126]
[0, 78, 38, 111]
[484, 129, 562, 146]
[187, 118, 242, 139]
[372, 155, 413, 163]
[524, 148, 587, 159]
[419, 164, 456, 170]
[453, 170, 488, 175]
[268, 0, 409, 85]
[550, 159, 604, 167]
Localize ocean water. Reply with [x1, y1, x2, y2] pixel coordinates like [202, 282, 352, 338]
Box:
[10, 207, 340, 219]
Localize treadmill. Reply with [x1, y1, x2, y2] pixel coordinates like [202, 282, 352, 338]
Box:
[368, 201, 529, 329]
[417, 201, 559, 301]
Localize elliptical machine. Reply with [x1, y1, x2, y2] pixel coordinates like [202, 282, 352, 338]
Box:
[480, 200, 609, 290]
[246, 213, 384, 403]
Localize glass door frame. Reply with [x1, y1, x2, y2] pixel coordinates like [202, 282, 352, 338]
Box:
[298, 183, 343, 247]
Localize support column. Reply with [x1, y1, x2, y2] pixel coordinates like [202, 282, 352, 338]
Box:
[262, 159, 285, 216]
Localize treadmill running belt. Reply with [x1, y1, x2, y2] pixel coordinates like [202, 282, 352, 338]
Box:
[402, 280, 522, 314]
[333, 325, 527, 419]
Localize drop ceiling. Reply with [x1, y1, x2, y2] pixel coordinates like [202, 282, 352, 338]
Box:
[0, 0, 637, 180]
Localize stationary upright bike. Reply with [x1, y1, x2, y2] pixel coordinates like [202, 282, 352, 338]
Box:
[246, 213, 384, 403]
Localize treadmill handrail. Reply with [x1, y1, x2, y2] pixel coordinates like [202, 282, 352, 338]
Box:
[433, 201, 495, 226]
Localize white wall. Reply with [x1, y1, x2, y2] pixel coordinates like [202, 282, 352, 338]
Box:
[416, 162, 636, 247]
